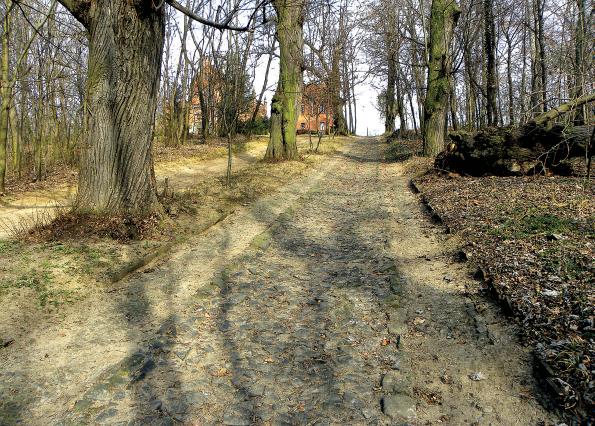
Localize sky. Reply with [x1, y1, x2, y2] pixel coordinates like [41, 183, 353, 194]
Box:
[252, 58, 385, 136]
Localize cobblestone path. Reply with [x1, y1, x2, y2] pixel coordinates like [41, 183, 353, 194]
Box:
[0, 138, 556, 425]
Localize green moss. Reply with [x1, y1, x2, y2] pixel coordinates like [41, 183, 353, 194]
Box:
[250, 230, 273, 250]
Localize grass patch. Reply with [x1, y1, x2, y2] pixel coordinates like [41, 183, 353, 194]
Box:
[0, 270, 75, 307]
[384, 137, 423, 162]
[491, 212, 578, 239]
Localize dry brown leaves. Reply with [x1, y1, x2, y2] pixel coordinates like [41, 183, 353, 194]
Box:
[415, 172, 594, 416]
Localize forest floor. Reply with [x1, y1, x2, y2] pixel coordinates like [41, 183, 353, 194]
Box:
[413, 173, 593, 420]
[0, 137, 560, 425]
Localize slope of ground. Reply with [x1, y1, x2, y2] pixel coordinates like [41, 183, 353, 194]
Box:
[0, 138, 557, 425]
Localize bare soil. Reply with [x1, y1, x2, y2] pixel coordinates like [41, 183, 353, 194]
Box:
[0, 138, 559, 425]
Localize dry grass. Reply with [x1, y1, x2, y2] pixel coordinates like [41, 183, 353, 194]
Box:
[0, 138, 343, 325]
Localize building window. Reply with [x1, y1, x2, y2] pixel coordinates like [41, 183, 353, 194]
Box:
[319, 104, 325, 113]
[301, 104, 305, 113]
[319, 122, 326, 131]
[300, 123, 306, 129]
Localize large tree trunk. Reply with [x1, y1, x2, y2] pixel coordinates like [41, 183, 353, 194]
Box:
[437, 96, 595, 176]
[265, 0, 304, 160]
[422, 0, 461, 157]
[73, 0, 164, 214]
[573, 0, 588, 125]
[438, 124, 592, 176]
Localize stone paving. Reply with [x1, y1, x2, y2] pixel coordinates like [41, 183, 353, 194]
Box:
[0, 138, 557, 425]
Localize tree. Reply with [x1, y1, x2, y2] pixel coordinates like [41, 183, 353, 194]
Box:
[54, 0, 257, 214]
[422, 0, 460, 156]
[265, 0, 305, 160]
[384, 3, 398, 134]
[483, 0, 497, 126]
[0, 0, 11, 194]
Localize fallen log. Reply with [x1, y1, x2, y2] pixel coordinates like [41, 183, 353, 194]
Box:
[436, 95, 594, 176]
[533, 92, 595, 126]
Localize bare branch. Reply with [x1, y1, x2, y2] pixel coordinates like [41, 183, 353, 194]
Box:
[166, 0, 266, 32]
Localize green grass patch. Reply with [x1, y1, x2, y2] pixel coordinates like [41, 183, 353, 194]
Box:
[490, 213, 578, 239]
[537, 246, 587, 281]
[0, 270, 74, 307]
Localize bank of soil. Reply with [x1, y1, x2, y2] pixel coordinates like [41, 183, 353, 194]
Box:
[0, 138, 558, 424]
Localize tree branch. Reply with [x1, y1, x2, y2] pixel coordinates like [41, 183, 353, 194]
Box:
[55, 0, 90, 26]
[533, 93, 595, 125]
[166, 0, 266, 31]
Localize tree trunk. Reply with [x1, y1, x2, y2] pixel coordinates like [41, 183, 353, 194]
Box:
[422, 0, 461, 157]
[449, 73, 458, 130]
[72, 0, 165, 214]
[439, 124, 592, 176]
[265, 0, 304, 160]
[329, 50, 347, 135]
[385, 50, 397, 133]
[533, 92, 595, 125]
[519, 2, 528, 122]
[0, 0, 11, 194]
[505, 33, 515, 125]
[483, 0, 497, 126]
[573, 0, 587, 124]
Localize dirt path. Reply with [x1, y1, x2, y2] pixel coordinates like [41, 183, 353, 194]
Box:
[0, 144, 266, 239]
[0, 138, 557, 425]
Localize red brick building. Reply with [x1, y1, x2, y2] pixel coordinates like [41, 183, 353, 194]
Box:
[297, 83, 334, 133]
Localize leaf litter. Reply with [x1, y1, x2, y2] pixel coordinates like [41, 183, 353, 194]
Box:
[415, 172, 594, 419]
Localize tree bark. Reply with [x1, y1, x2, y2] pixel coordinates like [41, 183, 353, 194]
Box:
[385, 50, 397, 133]
[483, 0, 497, 126]
[0, 0, 11, 193]
[422, 0, 461, 157]
[573, 0, 587, 124]
[265, 0, 304, 160]
[61, 0, 165, 214]
[505, 31, 515, 125]
[532, 92, 595, 125]
[329, 50, 347, 135]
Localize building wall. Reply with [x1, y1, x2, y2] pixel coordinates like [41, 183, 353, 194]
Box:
[296, 83, 334, 133]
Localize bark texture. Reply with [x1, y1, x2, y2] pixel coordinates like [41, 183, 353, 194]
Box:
[483, 0, 497, 126]
[437, 124, 592, 176]
[60, 0, 164, 214]
[0, 0, 10, 193]
[384, 45, 397, 133]
[265, 0, 304, 160]
[422, 0, 461, 157]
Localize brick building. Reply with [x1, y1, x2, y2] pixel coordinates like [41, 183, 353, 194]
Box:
[297, 83, 334, 133]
